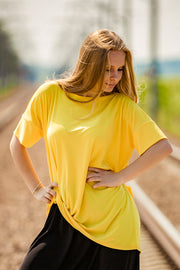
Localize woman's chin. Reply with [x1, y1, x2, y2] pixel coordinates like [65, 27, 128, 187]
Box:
[103, 88, 114, 94]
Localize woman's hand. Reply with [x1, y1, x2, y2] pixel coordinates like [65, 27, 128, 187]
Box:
[33, 182, 58, 204]
[87, 140, 172, 189]
[86, 167, 123, 188]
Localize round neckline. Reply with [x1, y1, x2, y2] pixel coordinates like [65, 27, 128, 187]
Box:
[66, 91, 116, 102]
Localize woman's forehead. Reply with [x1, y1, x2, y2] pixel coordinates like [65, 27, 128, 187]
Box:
[107, 50, 126, 66]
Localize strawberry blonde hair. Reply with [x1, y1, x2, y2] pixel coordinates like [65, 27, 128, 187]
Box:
[57, 29, 138, 103]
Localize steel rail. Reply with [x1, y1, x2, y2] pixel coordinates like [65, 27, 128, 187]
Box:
[171, 144, 180, 162]
[128, 181, 180, 268]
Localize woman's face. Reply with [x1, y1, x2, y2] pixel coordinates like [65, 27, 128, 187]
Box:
[102, 50, 126, 93]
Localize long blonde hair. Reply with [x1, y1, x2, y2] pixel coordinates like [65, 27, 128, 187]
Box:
[57, 29, 138, 103]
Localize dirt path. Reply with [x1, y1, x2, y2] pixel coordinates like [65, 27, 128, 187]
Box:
[0, 84, 50, 269]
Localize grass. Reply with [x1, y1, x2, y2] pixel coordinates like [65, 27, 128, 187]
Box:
[138, 76, 180, 139]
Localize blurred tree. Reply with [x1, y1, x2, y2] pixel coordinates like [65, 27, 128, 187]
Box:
[0, 21, 20, 88]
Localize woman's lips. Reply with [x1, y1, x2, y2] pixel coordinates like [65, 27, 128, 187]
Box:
[108, 84, 116, 88]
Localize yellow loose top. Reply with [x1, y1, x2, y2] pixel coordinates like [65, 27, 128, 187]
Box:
[14, 81, 167, 251]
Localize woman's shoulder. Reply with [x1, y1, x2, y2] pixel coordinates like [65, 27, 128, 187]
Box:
[113, 93, 144, 119]
[36, 80, 61, 95]
[114, 93, 136, 107]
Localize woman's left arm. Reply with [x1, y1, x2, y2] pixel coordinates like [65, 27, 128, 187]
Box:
[87, 139, 173, 188]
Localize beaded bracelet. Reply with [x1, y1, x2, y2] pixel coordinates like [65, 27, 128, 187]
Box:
[32, 182, 42, 194]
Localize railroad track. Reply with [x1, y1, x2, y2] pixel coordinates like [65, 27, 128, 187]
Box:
[1, 86, 180, 269]
[140, 224, 178, 270]
[129, 181, 180, 269]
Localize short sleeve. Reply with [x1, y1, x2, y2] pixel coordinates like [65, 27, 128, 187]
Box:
[14, 82, 57, 148]
[124, 97, 167, 155]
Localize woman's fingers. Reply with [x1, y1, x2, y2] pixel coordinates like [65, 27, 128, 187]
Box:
[87, 168, 120, 188]
[33, 182, 58, 204]
[88, 167, 104, 172]
[47, 187, 56, 197]
[42, 189, 55, 204]
[87, 168, 109, 182]
[47, 182, 58, 195]
[45, 183, 58, 201]
[86, 172, 100, 181]
[50, 182, 58, 188]
[42, 196, 51, 204]
[44, 192, 54, 203]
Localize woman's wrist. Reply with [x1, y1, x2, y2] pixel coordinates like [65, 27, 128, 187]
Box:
[116, 168, 131, 186]
[32, 182, 44, 194]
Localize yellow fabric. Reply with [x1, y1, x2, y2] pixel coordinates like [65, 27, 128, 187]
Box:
[14, 81, 167, 251]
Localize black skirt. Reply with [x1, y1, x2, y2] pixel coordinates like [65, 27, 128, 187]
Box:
[19, 204, 139, 270]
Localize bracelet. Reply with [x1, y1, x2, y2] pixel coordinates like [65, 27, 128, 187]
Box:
[32, 182, 42, 194]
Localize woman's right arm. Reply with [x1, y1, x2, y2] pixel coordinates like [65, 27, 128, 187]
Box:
[10, 134, 58, 203]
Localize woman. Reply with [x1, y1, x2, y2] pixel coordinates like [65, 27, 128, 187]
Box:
[10, 29, 172, 270]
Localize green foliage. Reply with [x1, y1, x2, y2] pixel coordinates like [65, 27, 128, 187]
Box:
[138, 76, 180, 138]
[0, 20, 21, 89]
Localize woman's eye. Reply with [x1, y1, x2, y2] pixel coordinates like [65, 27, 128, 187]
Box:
[106, 68, 124, 72]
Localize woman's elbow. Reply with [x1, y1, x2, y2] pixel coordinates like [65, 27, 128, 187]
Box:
[10, 134, 24, 156]
[161, 139, 173, 156]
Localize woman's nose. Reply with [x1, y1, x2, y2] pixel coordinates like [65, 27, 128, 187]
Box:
[111, 71, 119, 80]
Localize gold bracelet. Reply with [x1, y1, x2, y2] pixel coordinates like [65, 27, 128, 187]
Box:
[32, 182, 42, 194]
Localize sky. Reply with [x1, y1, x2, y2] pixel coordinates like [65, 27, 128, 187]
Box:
[1, 0, 180, 68]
